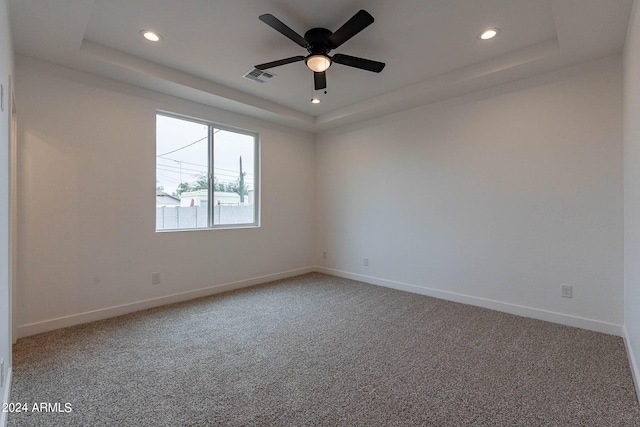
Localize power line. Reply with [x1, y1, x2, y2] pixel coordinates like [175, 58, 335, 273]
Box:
[216, 166, 254, 174]
[156, 136, 208, 158]
[157, 169, 254, 186]
[157, 129, 223, 158]
[157, 165, 207, 174]
[157, 172, 251, 185]
[157, 164, 253, 179]
[157, 159, 206, 168]
[156, 172, 182, 183]
[156, 167, 199, 176]
[160, 157, 209, 168]
[158, 157, 254, 176]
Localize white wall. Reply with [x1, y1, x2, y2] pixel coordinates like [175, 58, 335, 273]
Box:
[14, 56, 315, 337]
[624, 0, 640, 401]
[316, 56, 624, 334]
[0, 0, 13, 421]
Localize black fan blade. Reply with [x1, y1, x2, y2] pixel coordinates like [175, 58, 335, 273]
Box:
[314, 71, 327, 90]
[255, 56, 305, 70]
[327, 10, 374, 48]
[259, 14, 309, 48]
[332, 54, 385, 73]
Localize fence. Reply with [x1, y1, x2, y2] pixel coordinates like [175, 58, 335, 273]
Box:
[156, 203, 254, 230]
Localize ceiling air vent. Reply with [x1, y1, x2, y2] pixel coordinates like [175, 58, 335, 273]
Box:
[243, 68, 276, 83]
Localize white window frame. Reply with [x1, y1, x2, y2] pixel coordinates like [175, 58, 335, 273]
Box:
[155, 111, 260, 231]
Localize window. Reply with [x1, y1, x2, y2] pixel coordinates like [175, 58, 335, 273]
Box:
[155, 113, 259, 231]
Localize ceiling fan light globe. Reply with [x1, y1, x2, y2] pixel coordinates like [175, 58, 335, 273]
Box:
[306, 55, 331, 72]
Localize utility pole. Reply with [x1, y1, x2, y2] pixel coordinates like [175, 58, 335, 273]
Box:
[238, 156, 246, 204]
[174, 159, 183, 183]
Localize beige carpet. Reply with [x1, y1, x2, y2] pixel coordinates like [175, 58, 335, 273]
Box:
[8, 273, 640, 426]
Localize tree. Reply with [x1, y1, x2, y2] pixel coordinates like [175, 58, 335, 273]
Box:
[173, 173, 209, 197]
[194, 173, 209, 190]
[173, 169, 249, 200]
[213, 177, 226, 192]
[173, 182, 192, 197]
[238, 156, 246, 203]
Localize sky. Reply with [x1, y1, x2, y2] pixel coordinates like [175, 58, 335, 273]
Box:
[156, 114, 256, 196]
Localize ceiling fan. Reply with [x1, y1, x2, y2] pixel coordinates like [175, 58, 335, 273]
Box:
[255, 10, 385, 91]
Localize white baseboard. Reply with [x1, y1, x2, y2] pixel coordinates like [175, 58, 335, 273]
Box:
[623, 327, 640, 404]
[316, 267, 623, 337]
[16, 267, 315, 339]
[1, 367, 12, 427]
[9, 265, 635, 408]
[15, 265, 624, 340]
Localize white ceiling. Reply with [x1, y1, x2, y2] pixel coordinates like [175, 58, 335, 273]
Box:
[7, 0, 634, 132]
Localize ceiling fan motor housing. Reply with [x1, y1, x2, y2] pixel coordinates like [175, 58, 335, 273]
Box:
[304, 28, 333, 55]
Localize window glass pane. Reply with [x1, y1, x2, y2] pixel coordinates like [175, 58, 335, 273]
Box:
[213, 129, 256, 225]
[156, 115, 209, 230]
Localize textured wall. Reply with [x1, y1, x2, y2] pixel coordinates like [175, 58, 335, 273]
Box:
[0, 0, 14, 418]
[623, 0, 640, 400]
[14, 56, 316, 335]
[316, 56, 623, 331]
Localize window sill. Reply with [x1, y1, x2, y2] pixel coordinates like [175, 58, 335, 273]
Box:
[155, 224, 260, 233]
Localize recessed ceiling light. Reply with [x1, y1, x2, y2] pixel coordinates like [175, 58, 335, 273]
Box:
[478, 28, 500, 40]
[141, 30, 161, 42]
[311, 98, 321, 104]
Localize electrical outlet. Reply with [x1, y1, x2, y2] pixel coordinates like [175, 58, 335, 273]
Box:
[152, 273, 161, 285]
[364, 257, 369, 266]
[561, 284, 573, 298]
[322, 252, 327, 259]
